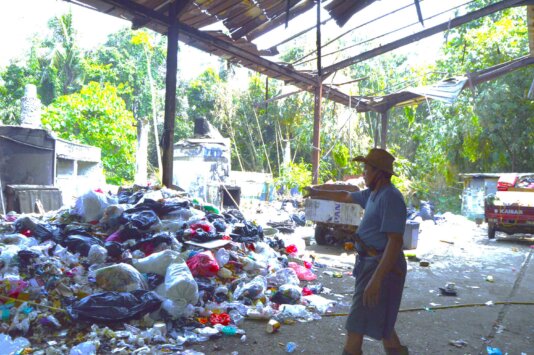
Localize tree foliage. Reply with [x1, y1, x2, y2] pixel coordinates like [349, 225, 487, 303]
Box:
[41, 82, 136, 185]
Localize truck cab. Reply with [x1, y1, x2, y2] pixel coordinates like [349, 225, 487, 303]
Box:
[485, 173, 534, 239]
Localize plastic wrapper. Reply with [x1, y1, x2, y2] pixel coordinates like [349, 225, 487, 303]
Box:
[53, 244, 79, 266]
[266, 268, 300, 287]
[74, 190, 117, 222]
[215, 248, 230, 267]
[95, 263, 148, 292]
[241, 256, 267, 273]
[67, 290, 162, 323]
[133, 250, 182, 276]
[303, 294, 336, 314]
[186, 251, 219, 277]
[271, 284, 301, 304]
[233, 275, 267, 300]
[156, 260, 199, 314]
[0, 233, 35, 248]
[70, 340, 99, 355]
[87, 245, 108, 265]
[0, 244, 21, 272]
[0, 334, 30, 354]
[276, 304, 315, 321]
[288, 262, 317, 281]
[99, 205, 124, 231]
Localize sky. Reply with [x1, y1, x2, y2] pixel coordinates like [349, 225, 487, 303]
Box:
[0, 0, 470, 82]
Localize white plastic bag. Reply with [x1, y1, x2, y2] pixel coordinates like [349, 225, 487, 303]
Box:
[215, 248, 230, 267]
[156, 260, 199, 315]
[74, 190, 117, 222]
[267, 268, 300, 287]
[87, 245, 108, 265]
[233, 275, 267, 300]
[133, 250, 181, 276]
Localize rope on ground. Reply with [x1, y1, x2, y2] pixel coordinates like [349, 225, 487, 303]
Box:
[321, 301, 534, 317]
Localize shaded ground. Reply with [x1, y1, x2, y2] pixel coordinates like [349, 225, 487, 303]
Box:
[186, 216, 534, 355]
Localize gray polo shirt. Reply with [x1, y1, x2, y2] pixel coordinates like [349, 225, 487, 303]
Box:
[349, 183, 407, 252]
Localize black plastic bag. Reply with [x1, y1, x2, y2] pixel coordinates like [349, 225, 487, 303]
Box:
[290, 212, 306, 226]
[420, 200, 435, 222]
[119, 210, 159, 230]
[132, 232, 173, 255]
[104, 241, 124, 258]
[13, 217, 59, 242]
[18, 250, 40, 269]
[67, 290, 162, 323]
[125, 199, 189, 217]
[63, 234, 104, 256]
[118, 189, 145, 205]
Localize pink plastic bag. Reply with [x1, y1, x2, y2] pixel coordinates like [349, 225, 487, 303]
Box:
[186, 251, 220, 277]
[288, 262, 316, 281]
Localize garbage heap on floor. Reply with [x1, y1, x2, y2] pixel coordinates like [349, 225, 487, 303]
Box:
[0, 187, 332, 354]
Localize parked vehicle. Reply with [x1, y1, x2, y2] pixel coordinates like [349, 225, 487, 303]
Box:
[484, 173, 534, 239]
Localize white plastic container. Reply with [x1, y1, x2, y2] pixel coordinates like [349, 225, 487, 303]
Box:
[403, 221, 420, 249]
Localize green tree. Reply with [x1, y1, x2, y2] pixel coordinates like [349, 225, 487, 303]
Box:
[41, 82, 137, 184]
[39, 12, 85, 104]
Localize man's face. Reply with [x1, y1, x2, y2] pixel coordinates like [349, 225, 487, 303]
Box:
[363, 163, 378, 188]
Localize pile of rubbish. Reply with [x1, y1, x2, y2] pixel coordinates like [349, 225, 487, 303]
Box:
[0, 187, 334, 354]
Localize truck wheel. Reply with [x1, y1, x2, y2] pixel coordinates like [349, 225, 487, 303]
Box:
[488, 224, 496, 239]
[314, 224, 328, 245]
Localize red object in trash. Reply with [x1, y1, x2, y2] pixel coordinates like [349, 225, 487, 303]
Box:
[186, 251, 220, 277]
[303, 261, 313, 269]
[302, 287, 313, 296]
[285, 244, 298, 255]
[20, 229, 32, 237]
[209, 312, 231, 326]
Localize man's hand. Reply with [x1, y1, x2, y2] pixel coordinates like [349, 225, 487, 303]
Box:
[363, 275, 382, 307]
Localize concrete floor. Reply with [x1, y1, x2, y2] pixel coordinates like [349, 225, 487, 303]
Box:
[188, 216, 534, 355]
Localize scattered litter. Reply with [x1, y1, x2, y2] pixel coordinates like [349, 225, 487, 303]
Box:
[485, 301, 494, 306]
[495, 324, 505, 334]
[439, 282, 457, 296]
[486, 275, 495, 283]
[486, 346, 503, 355]
[419, 260, 430, 267]
[286, 341, 298, 353]
[449, 339, 468, 348]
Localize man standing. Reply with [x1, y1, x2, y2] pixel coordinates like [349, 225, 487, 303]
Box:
[305, 148, 408, 355]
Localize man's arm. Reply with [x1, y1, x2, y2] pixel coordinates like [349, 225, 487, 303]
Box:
[304, 186, 354, 203]
[363, 232, 403, 307]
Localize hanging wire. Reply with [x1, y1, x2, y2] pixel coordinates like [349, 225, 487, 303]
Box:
[292, 0, 421, 66]
[294, 0, 477, 67]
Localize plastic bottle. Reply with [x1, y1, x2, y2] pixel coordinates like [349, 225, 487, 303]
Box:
[286, 342, 297, 353]
[221, 325, 237, 336]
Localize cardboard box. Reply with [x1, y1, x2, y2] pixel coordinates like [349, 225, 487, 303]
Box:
[304, 199, 363, 226]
